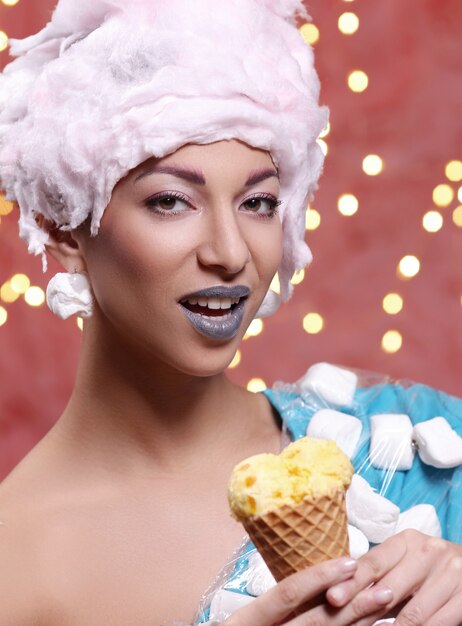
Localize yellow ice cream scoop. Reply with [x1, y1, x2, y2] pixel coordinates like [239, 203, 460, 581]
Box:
[228, 436, 353, 520]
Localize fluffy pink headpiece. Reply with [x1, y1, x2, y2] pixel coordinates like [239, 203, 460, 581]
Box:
[0, 0, 328, 300]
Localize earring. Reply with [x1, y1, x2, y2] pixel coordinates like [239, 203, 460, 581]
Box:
[46, 272, 94, 320]
[254, 289, 280, 319]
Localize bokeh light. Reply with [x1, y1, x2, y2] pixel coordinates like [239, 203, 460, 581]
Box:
[0, 281, 20, 303]
[458, 187, 462, 203]
[0, 306, 7, 327]
[291, 269, 305, 285]
[338, 193, 359, 216]
[316, 138, 328, 156]
[76, 317, 84, 331]
[319, 122, 331, 138]
[362, 154, 383, 176]
[452, 206, 462, 227]
[247, 378, 267, 393]
[348, 70, 369, 93]
[432, 183, 454, 207]
[303, 312, 324, 334]
[422, 210, 443, 233]
[445, 160, 462, 182]
[0, 196, 14, 216]
[1, 0, 21, 5]
[228, 349, 241, 369]
[382, 330, 403, 354]
[244, 318, 264, 339]
[299, 23, 320, 45]
[10, 273, 31, 294]
[383, 293, 403, 315]
[306, 208, 321, 230]
[338, 12, 359, 35]
[0, 31, 8, 53]
[24, 286, 45, 307]
[398, 255, 420, 279]
[270, 274, 281, 295]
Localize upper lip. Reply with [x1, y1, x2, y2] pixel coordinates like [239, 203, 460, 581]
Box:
[179, 285, 250, 300]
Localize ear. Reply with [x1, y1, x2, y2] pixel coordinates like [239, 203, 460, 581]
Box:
[36, 215, 88, 273]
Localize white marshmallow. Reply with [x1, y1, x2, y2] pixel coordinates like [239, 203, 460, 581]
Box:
[346, 474, 400, 544]
[348, 524, 370, 559]
[395, 503, 442, 538]
[209, 589, 255, 620]
[298, 362, 358, 408]
[245, 551, 277, 596]
[413, 416, 462, 468]
[369, 414, 415, 471]
[307, 409, 362, 458]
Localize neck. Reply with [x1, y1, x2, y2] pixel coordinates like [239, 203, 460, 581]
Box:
[50, 314, 274, 479]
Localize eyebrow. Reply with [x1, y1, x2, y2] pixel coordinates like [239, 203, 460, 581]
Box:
[133, 165, 279, 186]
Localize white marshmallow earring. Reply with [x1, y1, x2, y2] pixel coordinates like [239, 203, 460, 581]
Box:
[255, 289, 281, 319]
[46, 272, 94, 320]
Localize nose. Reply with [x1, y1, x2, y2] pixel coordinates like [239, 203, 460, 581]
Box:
[196, 206, 251, 275]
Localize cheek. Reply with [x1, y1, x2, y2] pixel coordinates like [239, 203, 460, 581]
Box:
[249, 220, 283, 279]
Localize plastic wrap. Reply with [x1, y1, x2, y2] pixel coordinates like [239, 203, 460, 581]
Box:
[192, 362, 462, 624]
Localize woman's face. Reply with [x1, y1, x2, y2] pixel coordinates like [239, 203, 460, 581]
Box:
[76, 139, 283, 376]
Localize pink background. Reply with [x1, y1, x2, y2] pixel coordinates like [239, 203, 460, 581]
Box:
[1, 0, 461, 479]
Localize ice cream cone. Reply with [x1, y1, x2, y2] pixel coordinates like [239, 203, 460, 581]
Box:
[242, 488, 349, 614]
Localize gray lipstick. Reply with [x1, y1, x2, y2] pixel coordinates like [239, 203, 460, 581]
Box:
[178, 285, 249, 340]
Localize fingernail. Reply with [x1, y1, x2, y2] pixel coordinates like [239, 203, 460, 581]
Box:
[329, 587, 346, 603]
[373, 588, 393, 604]
[339, 558, 357, 573]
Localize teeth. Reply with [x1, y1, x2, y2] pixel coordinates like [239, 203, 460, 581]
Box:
[183, 296, 241, 310]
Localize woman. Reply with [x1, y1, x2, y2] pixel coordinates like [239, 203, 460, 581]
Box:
[1, 0, 461, 624]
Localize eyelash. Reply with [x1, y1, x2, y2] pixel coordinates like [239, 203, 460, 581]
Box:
[144, 191, 282, 219]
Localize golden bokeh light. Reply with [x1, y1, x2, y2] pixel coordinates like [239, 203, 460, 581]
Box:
[362, 154, 383, 176]
[0, 31, 8, 53]
[24, 286, 45, 307]
[316, 138, 328, 156]
[10, 273, 31, 294]
[0, 281, 20, 303]
[445, 160, 462, 183]
[452, 206, 462, 227]
[228, 349, 241, 369]
[458, 186, 462, 203]
[0, 196, 14, 216]
[244, 318, 264, 339]
[338, 193, 359, 216]
[270, 273, 281, 295]
[348, 70, 369, 93]
[1, 0, 20, 5]
[319, 122, 331, 138]
[299, 23, 320, 45]
[0, 305, 7, 327]
[397, 255, 420, 279]
[291, 269, 305, 286]
[306, 208, 321, 230]
[422, 210, 443, 233]
[383, 293, 403, 315]
[247, 377, 267, 393]
[382, 330, 403, 354]
[303, 312, 324, 334]
[76, 317, 84, 331]
[338, 12, 359, 35]
[432, 183, 454, 207]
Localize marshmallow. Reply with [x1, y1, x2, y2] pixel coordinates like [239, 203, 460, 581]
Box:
[307, 409, 362, 459]
[369, 414, 415, 471]
[413, 416, 462, 468]
[395, 504, 442, 538]
[246, 552, 277, 596]
[209, 589, 255, 620]
[298, 362, 358, 408]
[348, 524, 370, 559]
[346, 474, 400, 544]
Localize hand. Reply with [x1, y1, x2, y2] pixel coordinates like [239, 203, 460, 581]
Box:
[324, 529, 462, 626]
[223, 557, 394, 626]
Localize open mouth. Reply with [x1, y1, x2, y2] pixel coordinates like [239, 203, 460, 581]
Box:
[178, 286, 250, 340]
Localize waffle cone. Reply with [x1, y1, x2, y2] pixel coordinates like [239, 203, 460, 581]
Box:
[242, 488, 349, 614]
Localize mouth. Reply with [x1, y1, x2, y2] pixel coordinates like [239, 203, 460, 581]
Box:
[178, 286, 250, 340]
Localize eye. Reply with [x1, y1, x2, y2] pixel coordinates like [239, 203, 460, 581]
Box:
[241, 194, 282, 218]
[144, 191, 194, 216]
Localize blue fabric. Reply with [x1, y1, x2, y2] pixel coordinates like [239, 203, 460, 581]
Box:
[195, 378, 462, 623]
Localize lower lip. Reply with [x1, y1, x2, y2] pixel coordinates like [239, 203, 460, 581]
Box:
[179, 299, 247, 340]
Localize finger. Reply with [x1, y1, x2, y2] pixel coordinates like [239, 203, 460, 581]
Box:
[326, 536, 407, 608]
[426, 595, 462, 626]
[223, 557, 357, 626]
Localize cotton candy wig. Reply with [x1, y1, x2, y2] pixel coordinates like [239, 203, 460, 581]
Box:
[0, 0, 328, 300]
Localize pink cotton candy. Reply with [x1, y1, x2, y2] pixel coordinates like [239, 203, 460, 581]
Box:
[0, 0, 328, 298]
